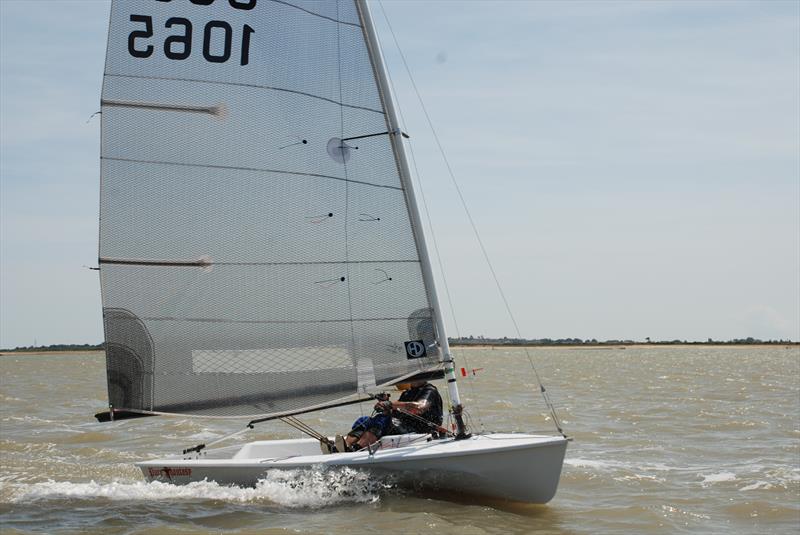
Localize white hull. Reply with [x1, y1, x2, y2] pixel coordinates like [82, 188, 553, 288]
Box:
[137, 433, 568, 504]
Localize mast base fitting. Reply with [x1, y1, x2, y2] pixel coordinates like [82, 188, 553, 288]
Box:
[451, 404, 470, 439]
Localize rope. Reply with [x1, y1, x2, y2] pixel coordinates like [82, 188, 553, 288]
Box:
[375, 1, 564, 437]
[184, 416, 334, 456]
[280, 416, 334, 446]
[362, 431, 431, 455]
[205, 426, 251, 448]
[390, 406, 452, 437]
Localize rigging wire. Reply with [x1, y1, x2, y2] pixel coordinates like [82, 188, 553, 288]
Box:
[375, 1, 564, 437]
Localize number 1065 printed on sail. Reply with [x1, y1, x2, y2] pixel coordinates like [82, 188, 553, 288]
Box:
[128, 4, 254, 65]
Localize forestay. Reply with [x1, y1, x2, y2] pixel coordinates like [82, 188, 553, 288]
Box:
[99, 0, 441, 418]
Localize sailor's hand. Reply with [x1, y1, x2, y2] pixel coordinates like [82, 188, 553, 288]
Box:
[375, 400, 393, 413]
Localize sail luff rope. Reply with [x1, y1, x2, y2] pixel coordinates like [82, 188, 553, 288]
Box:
[374, 0, 485, 433]
[375, 0, 564, 437]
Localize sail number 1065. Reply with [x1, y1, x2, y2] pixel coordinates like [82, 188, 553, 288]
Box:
[128, 15, 254, 66]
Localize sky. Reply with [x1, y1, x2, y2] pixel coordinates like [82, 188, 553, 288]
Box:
[1, 0, 798, 348]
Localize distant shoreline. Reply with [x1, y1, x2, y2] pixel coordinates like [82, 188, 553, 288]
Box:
[1, 343, 796, 357]
[455, 343, 798, 349]
[451, 343, 799, 350]
[0, 350, 106, 356]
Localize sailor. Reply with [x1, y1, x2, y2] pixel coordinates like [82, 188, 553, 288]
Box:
[337, 380, 443, 452]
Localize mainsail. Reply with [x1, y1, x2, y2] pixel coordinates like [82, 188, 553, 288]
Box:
[99, 0, 443, 418]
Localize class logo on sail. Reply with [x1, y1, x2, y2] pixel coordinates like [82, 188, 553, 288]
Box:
[404, 340, 427, 359]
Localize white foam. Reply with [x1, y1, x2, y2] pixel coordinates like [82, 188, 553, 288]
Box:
[256, 467, 389, 507]
[566, 458, 619, 470]
[566, 458, 674, 472]
[700, 471, 737, 485]
[739, 481, 773, 491]
[6, 467, 391, 508]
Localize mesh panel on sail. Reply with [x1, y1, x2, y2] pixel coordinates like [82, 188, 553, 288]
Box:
[100, 0, 440, 417]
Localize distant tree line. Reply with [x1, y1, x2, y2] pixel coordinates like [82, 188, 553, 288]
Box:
[0, 343, 104, 353]
[448, 336, 797, 346]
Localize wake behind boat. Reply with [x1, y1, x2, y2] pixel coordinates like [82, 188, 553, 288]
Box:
[96, 0, 567, 504]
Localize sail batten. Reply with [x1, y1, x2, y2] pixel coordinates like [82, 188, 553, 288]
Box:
[140, 316, 424, 325]
[99, 0, 442, 418]
[101, 259, 421, 267]
[100, 156, 405, 191]
[103, 74, 387, 114]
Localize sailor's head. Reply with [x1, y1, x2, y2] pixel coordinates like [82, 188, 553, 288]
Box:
[396, 379, 427, 391]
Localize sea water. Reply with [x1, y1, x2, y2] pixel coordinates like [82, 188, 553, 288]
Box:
[1, 346, 798, 534]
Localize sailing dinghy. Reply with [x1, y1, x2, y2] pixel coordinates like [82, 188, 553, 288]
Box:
[97, 0, 568, 503]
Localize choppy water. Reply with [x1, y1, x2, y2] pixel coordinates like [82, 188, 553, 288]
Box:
[1, 346, 798, 534]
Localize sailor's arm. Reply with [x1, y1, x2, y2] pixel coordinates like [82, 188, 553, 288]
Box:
[387, 399, 429, 415]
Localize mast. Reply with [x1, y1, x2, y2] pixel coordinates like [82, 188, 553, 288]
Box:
[357, 0, 469, 438]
